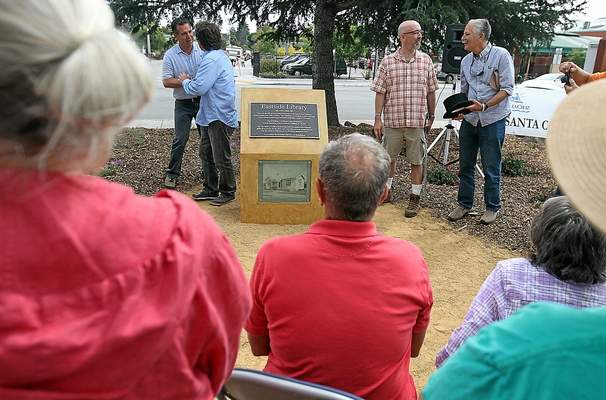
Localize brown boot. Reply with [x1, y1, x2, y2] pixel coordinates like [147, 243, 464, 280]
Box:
[405, 194, 421, 218]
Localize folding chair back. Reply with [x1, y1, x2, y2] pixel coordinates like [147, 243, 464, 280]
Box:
[219, 368, 363, 400]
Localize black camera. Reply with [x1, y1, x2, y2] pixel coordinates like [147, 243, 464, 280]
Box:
[561, 73, 571, 85]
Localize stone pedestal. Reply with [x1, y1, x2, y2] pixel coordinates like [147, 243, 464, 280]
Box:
[239, 88, 328, 224]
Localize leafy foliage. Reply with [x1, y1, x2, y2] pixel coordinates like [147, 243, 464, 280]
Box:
[109, 0, 588, 126]
[502, 155, 529, 177]
[137, 26, 172, 55]
[334, 26, 369, 67]
[427, 166, 458, 186]
[229, 22, 251, 48]
[260, 58, 280, 74]
[249, 26, 280, 53]
[566, 49, 587, 67]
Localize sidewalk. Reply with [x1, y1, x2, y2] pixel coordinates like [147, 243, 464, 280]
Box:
[132, 59, 452, 129]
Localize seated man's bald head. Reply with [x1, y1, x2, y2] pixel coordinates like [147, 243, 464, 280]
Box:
[319, 133, 390, 221]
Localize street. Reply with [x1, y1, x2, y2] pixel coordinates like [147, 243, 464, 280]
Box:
[131, 59, 456, 128]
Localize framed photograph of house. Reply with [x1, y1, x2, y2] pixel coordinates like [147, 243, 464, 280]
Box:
[258, 160, 312, 203]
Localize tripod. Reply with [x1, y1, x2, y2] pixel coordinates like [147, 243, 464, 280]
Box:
[426, 76, 484, 177]
[427, 120, 460, 166]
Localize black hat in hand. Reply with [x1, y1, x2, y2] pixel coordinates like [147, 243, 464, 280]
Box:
[443, 93, 474, 119]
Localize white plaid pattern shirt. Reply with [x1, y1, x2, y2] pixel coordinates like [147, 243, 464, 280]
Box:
[370, 50, 438, 128]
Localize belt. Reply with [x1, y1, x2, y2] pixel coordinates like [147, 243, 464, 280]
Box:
[176, 97, 201, 102]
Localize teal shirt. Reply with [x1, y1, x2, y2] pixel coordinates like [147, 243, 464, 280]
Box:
[423, 302, 606, 400]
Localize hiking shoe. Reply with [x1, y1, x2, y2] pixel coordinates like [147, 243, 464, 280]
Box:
[404, 194, 421, 218]
[448, 205, 470, 221]
[480, 209, 500, 225]
[210, 194, 235, 206]
[382, 189, 392, 204]
[164, 176, 177, 189]
[192, 190, 219, 201]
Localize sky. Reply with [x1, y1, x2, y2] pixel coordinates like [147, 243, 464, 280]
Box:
[577, 0, 606, 20]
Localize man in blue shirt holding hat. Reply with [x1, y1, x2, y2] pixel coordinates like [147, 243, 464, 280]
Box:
[448, 18, 514, 224]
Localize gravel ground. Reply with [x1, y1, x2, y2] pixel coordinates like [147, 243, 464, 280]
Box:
[102, 126, 556, 253]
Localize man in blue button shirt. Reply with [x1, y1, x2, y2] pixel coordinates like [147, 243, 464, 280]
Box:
[448, 19, 514, 224]
[161, 18, 204, 189]
[179, 21, 237, 206]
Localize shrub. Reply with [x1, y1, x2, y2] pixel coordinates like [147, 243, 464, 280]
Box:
[260, 58, 279, 74]
[259, 72, 288, 79]
[99, 165, 118, 178]
[502, 155, 528, 177]
[427, 167, 458, 186]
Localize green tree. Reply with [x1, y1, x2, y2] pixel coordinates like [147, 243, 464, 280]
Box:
[231, 22, 251, 48]
[251, 25, 279, 54]
[151, 26, 170, 54]
[109, 0, 587, 126]
[334, 26, 369, 77]
[566, 48, 587, 67]
[294, 34, 313, 54]
[131, 25, 169, 56]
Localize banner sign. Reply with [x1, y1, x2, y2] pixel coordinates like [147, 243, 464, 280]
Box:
[505, 86, 566, 138]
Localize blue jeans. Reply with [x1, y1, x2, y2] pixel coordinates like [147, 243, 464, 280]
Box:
[166, 98, 201, 178]
[457, 118, 506, 211]
[199, 120, 236, 196]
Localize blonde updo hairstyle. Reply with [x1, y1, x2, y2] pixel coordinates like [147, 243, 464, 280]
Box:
[0, 0, 153, 171]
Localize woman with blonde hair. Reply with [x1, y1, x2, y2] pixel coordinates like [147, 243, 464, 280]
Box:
[0, 1, 251, 399]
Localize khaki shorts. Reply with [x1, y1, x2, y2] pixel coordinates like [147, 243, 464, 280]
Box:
[382, 127, 426, 165]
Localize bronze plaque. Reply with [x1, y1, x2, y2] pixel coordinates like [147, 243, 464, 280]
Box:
[250, 102, 320, 139]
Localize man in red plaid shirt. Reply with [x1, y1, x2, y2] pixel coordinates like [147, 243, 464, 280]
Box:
[371, 20, 438, 218]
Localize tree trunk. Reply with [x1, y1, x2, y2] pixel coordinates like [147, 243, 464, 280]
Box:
[313, 0, 339, 127]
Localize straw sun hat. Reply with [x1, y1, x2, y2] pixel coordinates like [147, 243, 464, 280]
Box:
[547, 79, 606, 233]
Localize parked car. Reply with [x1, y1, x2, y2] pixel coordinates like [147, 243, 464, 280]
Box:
[517, 73, 565, 91]
[284, 57, 347, 77]
[280, 54, 308, 70]
[284, 57, 310, 75]
[226, 45, 243, 66]
[434, 63, 455, 84]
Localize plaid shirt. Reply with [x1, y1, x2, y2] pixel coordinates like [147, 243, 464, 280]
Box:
[370, 49, 438, 128]
[435, 258, 606, 367]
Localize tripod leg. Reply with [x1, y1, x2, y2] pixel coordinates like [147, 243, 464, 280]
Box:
[443, 129, 452, 165]
[452, 127, 484, 178]
[427, 128, 447, 153]
[422, 135, 428, 186]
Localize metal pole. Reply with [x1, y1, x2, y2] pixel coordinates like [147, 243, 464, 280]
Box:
[372, 47, 378, 80]
[443, 130, 451, 165]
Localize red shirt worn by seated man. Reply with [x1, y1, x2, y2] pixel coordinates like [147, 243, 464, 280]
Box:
[246, 219, 433, 400]
[0, 168, 251, 400]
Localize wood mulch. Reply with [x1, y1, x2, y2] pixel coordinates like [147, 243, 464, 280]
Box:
[102, 126, 556, 253]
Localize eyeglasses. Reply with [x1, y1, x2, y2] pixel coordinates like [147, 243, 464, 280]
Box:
[470, 46, 493, 77]
[470, 58, 484, 76]
[401, 29, 423, 36]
